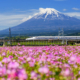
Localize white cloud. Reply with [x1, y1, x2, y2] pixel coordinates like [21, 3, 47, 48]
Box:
[0, 8, 40, 30]
[0, 14, 34, 30]
[72, 8, 80, 11]
[64, 12, 80, 19]
[63, 9, 67, 11]
[22, 16, 32, 22]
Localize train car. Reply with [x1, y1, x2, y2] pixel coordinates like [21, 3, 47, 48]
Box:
[26, 36, 80, 40]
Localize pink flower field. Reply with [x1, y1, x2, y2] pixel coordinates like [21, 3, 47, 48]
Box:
[0, 46, 80, 80]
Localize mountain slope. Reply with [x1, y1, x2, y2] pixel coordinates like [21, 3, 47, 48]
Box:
[0, 8, 80, 36]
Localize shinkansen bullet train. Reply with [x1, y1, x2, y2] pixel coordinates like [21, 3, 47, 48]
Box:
[26, 36, 80, 40]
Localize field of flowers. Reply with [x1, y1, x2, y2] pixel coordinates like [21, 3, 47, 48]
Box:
[0, 46, 80, 80]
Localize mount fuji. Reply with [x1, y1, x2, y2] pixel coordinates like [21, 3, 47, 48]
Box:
[0, 8, 80, 36]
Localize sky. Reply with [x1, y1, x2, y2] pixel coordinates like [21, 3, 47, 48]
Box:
[0, 0, 80, 30]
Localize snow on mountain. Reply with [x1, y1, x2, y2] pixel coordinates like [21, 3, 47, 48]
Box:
[32, 8, 70, 20]
[39, 8, 59, 17]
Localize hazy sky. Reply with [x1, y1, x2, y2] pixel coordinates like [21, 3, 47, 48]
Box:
[0, 0, 80, 30]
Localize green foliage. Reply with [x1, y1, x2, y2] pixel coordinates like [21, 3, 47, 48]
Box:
[5, 35, 29, 39]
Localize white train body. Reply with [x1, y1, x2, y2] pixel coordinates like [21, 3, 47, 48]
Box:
[26, 36, 80, 40]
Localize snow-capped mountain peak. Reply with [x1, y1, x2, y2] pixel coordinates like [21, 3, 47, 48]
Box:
[33, 8, 63, 20]
[39, 8, 59, 15]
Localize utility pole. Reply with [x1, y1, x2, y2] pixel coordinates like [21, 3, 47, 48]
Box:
[58, 28, 64, 44]
[62, 28, 64, 36]
[58, 28, 64, 36]
[9, 28, 12, 46]
[61, 28, 64, 44]
[58, 28, 60, 39]
[58, 28, 60, 36]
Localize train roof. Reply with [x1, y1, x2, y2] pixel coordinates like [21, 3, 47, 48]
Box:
[26, 36, 80, 40]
